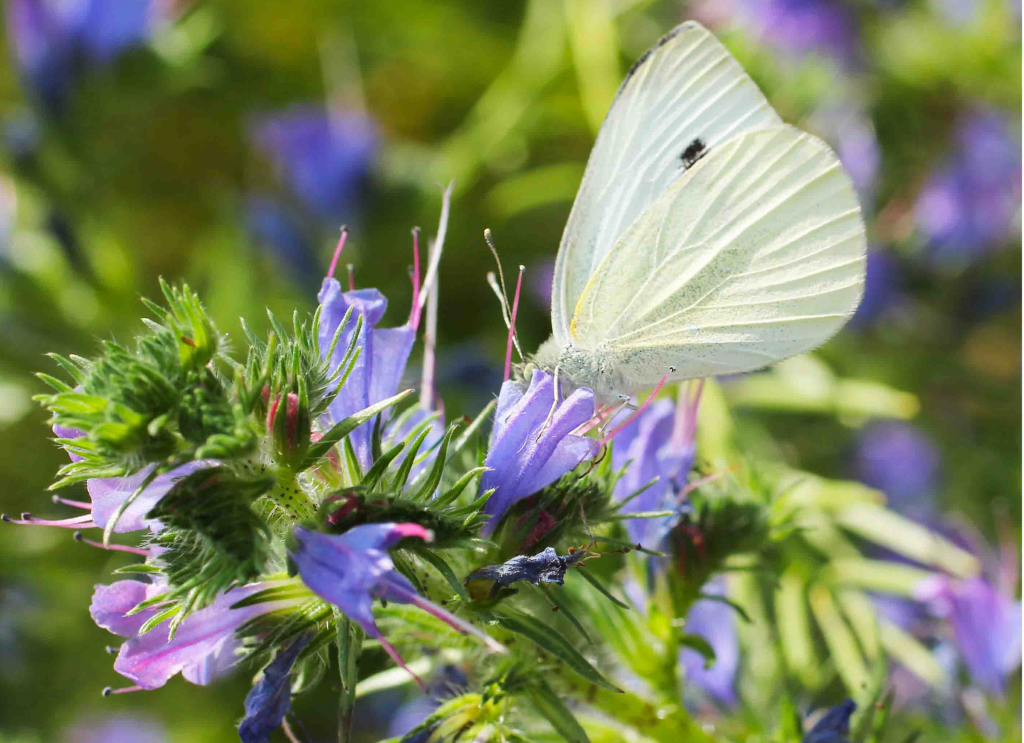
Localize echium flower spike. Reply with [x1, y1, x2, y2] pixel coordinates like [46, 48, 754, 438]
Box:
[316, 186, 450, 471]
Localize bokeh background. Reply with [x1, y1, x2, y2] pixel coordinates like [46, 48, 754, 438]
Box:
[0, 0, 1019, 741]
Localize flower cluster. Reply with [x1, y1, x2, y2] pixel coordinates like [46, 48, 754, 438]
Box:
[5, 201, 1017, 743]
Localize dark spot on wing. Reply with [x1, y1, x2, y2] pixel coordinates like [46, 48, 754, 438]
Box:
[680, 138, 708, 169]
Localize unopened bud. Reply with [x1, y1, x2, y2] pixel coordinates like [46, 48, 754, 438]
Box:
[267, 391, 311, 469]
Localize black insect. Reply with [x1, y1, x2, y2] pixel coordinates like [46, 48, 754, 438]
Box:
[464, 546, 591, 597]
[680, 138, 707, 169]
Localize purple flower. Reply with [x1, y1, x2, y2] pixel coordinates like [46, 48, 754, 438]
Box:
[916, 574, 1022, 695]
[4, 0, 159, 111]
[915, 108, 1021, 268]
[244, 195, 321, 289]
[853, 421, 940, 516]
[809, 105, 881, 202]
[317, 279, 417, 470]
[289, 523, 504, 684]
[850, 250, 902, 328]
[238, 635, 311, 743]
[251, 106, 376, 222]
[479, 370, 597, 533]
[679, 579, 740, 706]
[91, 579, 296, 690]
[731, 0, 860, 66]
[611, 382, 702, 546]
[386, 665, 467, 738]
[62, 714, 167, 743]
[4, 424, 213, 534]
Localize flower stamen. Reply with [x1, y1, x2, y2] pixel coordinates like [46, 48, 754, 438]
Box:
[326, 226, 348, 280]
[503, 265, 524, 383]
[599, 368, 675, 447]
[73, 530, 150, 556]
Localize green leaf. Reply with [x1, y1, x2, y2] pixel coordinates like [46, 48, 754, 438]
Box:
[361, 442, 406, 491]
[524, 677, 591, 743]
[538, 584, 591, 644]
[495, 610, 621, 692]
[448, 399, 496, 461]
[413, 545, 469, 601]
[408, 424, 459, 501]
[678, 633, 716, 669]
[575, 567, 629, 609]
[432, 466, 490, 509]
[695, 592, 751, 623]
[301, 389, 414, 470]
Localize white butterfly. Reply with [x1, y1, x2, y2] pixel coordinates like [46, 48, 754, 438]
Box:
[533, 21, 866, 403]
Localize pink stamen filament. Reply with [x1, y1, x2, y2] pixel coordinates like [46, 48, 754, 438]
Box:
[373, 631, 424, 689]
[52, 494, 92, 510]
[74, 531, 150, 556]
[576, 402, 618, 436]
[102, 685, 144, 697]
[599, 370, 673, 447]
[503, 266, 524, 383]
[346, 264, 355, 292]
[676, 468, 733, 504]
[408, 227, 422, 329]
[386, 583, 506, 656]
[327, 227, 348, 280]
[2, 512, 94, 528]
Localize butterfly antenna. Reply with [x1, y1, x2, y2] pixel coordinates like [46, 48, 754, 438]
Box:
[484, 228, 524, 360]
[503, 265, 524, 383]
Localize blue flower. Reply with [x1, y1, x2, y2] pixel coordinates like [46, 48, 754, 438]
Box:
[678, 579, 739, 706]
[289, 524, 504, 683]
[803, 699, 855, 743]
[238, 635, 311, 743]
[243, 195, 321, 289]
[4, 0, 158, 112]
[916, 563, 1023, 695]
[850, 250, 902, 328]
[90, 579, 298, 691]
[251, 106, 376, 223]
[317, 280, 417, 470]
[3, 423, 213, 534]
[853, 420, 940, 517]
[732, 0, 860, 66]
[915, 108, 1021, 268]
[479, 370, 597, 534]
[611, 382, 702, 545]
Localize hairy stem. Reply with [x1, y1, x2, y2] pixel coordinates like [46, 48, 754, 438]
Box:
[334, 608, 363, 743]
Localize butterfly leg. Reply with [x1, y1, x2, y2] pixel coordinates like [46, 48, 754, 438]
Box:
[533, 365, 563, 441]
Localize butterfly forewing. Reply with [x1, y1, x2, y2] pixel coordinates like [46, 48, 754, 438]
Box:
[551, 21, 783, 347]
[572, 126, 865, 385]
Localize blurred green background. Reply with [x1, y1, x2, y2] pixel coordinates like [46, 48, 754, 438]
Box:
[0, 0, 1019, 741]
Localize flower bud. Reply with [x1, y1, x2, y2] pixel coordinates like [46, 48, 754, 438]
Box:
[266, 390, 311, 469]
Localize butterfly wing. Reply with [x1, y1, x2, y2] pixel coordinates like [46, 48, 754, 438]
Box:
[571, 126, 865, 384]
[551, 21, 783, 348]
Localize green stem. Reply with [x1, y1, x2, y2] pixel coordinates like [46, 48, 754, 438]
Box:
[268, 466, 318, 521]
[334, 608, 363, 743]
